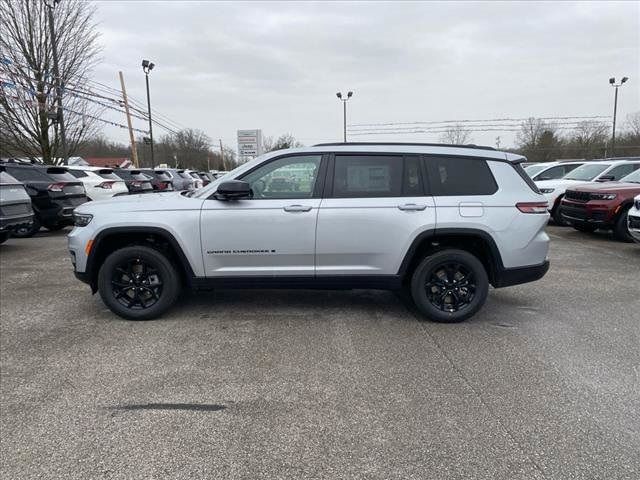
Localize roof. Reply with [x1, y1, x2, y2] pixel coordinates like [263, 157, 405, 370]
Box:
[314, 142, 496, 151]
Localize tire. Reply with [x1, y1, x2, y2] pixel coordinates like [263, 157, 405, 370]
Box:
[410, 249, 489, 323]
[12, 216, 41, 238]
[613, 206, 634, 243]
[0, 231, 9, 244]
[552, 199, 568, 226]
[573, 224, 597, 233]
[98, 245, 181, 320]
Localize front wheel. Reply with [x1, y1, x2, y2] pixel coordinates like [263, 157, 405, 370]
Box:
[410, 249, 489, 323]
[98, 245, 181, 320]
[613, 206, 634, 243]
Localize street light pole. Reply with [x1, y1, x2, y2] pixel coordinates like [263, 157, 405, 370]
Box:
[336, 91, 353, 142]
[142, 59, 155, 167]
[45, 0, 68, 165]
[609, 76, 628, 157]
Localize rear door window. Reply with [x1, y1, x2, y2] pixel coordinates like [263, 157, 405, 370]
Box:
[606, 164, 637, 180]
[424, 156, 498, 196]
[332, 155, 403, 198]
[68, 170, 88, 178]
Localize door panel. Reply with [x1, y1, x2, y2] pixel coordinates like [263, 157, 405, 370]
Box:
[200, 199, 320, 276]
[316, 197, 435, 275]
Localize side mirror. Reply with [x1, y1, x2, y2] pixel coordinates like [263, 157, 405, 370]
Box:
[215, 180, 252, 200]
[597, 175, 615, 182]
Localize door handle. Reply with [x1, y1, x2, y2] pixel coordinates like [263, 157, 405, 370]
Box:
[398, 203, 427, 211]
[283, 205, 313, 212]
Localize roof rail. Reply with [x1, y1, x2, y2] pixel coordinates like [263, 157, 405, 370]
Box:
[312, 142, 496, 151]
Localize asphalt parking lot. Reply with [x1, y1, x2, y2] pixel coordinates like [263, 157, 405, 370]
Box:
[1, 226, 639, 479]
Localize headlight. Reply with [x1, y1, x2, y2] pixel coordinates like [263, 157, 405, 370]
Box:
[589, 193, 616, 200]
[73, 213, 93, 227]
[539, 188, 555, 194]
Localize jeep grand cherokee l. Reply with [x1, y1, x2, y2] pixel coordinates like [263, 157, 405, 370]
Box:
[5, 164, 88, 237]
[69, 143, 550, 322]
[559, 168, 640, 242]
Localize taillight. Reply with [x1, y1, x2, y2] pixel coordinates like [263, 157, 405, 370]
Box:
[516, 202, 548, 214]
[97, 181, 114, 189]
[47, 182, 65, 192]
[131, 181, 142, 187]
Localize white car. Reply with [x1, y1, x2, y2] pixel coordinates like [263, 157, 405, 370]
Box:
[628, 195, 640, 243]
[185, 170, 203, 189]
[524, 161, 585, 182]
[67, 166, 129, 201]
[536, 159, 640, 224]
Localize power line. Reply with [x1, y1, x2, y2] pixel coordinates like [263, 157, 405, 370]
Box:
[348, 115, 611, 128]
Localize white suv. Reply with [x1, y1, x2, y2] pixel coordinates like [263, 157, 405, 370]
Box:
[67, 166, 129, 201]
[68, 143, 550, 322]
[536, 159, 640, 224]
[628, 195, 640, 243]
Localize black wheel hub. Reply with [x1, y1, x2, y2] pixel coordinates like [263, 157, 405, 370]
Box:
[425, 262, 476, 313]
[111, 258, 163, 310]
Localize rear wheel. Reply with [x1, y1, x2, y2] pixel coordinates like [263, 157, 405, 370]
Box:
[410, 249, 489, 323]
[98, 245, 181, 320]
[12, 216, 40, 238]
[613, 206, 634, 242]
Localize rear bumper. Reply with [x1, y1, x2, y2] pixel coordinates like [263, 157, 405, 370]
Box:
[0, 213, 34, 231]
[493, 260, 550, 288]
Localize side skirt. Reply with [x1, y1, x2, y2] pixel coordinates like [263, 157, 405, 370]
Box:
[191, 275, 403, 291]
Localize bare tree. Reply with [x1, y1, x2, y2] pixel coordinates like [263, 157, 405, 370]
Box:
[0, 0, 102, 162]
[516, 118, 563, 162]
[263, 133, 303, 152]
[569, 121, 608, 158]
[625, 111, 640, 137]
[438, 124, 472, 144]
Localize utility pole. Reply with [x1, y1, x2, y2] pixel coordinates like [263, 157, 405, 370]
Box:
[609, 76, 629, 157]
[219, 139, 225, 170]
[118, 71, 139, 167]
[45, 0, 68, 165]
[336, 91, 353, 142]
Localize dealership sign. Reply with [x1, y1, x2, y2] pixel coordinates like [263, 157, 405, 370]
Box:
[237, 129, 263, 162]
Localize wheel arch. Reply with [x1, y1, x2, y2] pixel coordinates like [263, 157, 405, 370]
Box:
[398, 228, 505, 287]
[85, 226, 196, 292]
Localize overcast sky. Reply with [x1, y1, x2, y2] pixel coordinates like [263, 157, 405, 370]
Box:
[92, 0, 639, 153]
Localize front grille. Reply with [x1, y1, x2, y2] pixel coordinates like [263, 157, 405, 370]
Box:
[564, 190, 590, 202]
[629, 216, 640, 230]
[0, 203, 32, 216]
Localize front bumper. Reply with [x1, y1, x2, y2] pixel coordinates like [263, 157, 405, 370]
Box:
[559, 199, 616, 227]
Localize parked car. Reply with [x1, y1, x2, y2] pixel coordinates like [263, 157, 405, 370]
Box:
[171, 169, 196, 191]
[198, 171, 216, 186]
[627, 195, 640, 243]
[69, 142, 549, 322]
[536, 159, 640, 224]
[139, 169, 174, 191]
[112, 169, 154, 194]
[67, 166, 128, 201]
[186, 170, 203, 189]
[524, 161, 585, 181]
[559, 168, 640, 242]
[0, 167, 34, 244]
[4, 164, 88, 237]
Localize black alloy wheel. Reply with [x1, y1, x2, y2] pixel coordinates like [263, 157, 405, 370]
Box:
[111, 257, 164, 310]
[410, 249, 489, 323]
[98, 245, 181, 320]
[425, 262, 476, 313]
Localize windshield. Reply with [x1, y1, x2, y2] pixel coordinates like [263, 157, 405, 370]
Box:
[620, 169, 640, 184]
[564, 163, 610, 181]
[524, 164, 549, 177]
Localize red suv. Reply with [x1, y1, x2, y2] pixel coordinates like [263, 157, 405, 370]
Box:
[559, 168, 640, 242]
